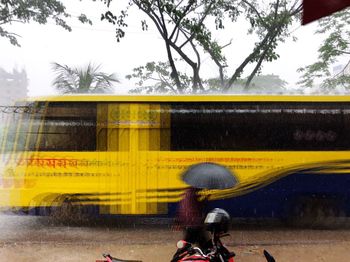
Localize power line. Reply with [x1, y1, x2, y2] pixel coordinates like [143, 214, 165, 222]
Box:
[0, 106, 42, 114]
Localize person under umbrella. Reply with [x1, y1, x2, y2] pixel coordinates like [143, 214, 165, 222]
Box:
[174, 162, 238, 250]
[174, 186, 211, 250]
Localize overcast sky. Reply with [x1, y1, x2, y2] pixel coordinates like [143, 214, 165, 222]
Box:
[0, 0, 330, 97]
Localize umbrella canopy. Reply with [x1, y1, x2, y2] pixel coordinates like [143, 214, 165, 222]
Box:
[182, 162, 238, 189]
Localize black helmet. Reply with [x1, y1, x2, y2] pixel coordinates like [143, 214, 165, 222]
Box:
[204, 208, 231, 233]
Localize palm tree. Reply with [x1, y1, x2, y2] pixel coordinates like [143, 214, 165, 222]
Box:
[51, 62, 119, 94]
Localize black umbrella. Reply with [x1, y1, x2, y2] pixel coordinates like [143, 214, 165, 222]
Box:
[182, 162, 238, 189]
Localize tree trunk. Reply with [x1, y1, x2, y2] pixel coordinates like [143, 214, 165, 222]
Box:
[224, 51, 258, 91]
[245, 27, 282, 90]
[165, 41, 183, 92]
[244, 55, 264, 90]
[192, 66, 200, 92]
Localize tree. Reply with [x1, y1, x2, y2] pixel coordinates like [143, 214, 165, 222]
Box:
[0, 0, 91, 46]
[51, 62, 119, 94]
[102, 0, 238, 93]
[298, 8, 350, 90]
[225, 0, 301, 91]
[126, 61, 192, 93]
[242, 74, 287, 92]
[102, 0, 301, 93]
[127, 61, 287, 94]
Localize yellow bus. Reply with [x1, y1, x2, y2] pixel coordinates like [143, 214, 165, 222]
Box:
[1, 95, 350, 225]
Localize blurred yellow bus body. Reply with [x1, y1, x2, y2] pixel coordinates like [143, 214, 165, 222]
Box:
[1, 95, 350, 219]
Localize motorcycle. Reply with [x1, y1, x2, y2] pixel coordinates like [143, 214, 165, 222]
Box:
[96, 208, 276, 262]
[170, 237, 275, 262]
[171, 229, 276, 262]
[171, 208, 276, 262]
[170, 233, 235, 262]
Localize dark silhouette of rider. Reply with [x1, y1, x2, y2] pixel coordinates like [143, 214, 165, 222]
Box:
[174, 187, 211, 249]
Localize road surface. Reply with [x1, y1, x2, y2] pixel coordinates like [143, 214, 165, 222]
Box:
[0, 213, 350, 262]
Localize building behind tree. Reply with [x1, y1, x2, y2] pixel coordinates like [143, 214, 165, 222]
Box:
[0, 67, 28, 106]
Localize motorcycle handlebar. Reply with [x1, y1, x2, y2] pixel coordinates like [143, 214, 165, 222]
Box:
[191, 247, 207, 257]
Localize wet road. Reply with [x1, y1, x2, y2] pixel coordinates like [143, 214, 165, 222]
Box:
[1, 213, 350, 261]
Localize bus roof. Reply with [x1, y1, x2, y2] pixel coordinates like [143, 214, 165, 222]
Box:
[25, 94, 350, 103]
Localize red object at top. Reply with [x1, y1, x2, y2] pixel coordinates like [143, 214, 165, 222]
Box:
[303, 0, 350, 25]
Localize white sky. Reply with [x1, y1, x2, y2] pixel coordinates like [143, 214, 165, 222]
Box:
[0, 0, 328, 97]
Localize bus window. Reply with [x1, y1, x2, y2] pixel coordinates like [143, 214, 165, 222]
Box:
[170, 102, 350, 151]
[37, 102, 97, 151]
[0, 113, 5, 151]
[1, 103, 34, 153]
[25, 103, 46, 151]
[14, 111, 31, 151]
[1, 112, 19, 152]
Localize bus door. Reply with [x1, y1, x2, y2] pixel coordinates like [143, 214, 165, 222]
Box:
[96, 102, 170, 215]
